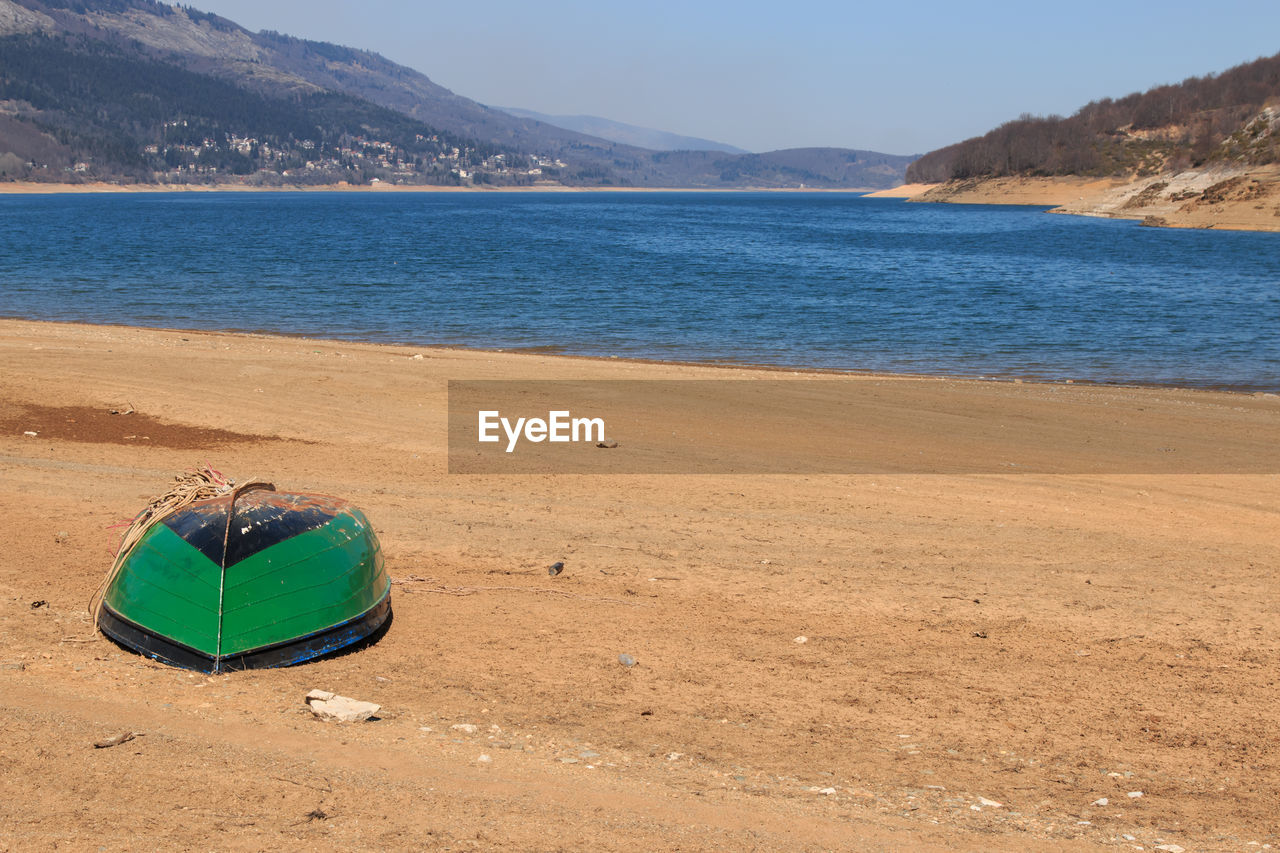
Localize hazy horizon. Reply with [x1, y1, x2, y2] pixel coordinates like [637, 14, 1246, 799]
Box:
[181, 1, 1278, 155]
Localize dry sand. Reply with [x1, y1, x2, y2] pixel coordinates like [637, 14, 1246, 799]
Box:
[1, 319, 1278, 851]
[862, 183, 941, 199]
[911, 176, 1132, 207]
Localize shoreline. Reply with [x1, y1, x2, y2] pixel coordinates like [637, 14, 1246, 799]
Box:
[10, 174, 1280, 232]
[861, 182, 941, 198]
[5, 315, 1274, 396]
[0, 180, 878, 195]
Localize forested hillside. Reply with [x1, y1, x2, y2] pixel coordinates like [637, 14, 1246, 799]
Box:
[907, 53, 1280, 183]
[0, 32, 541, 184]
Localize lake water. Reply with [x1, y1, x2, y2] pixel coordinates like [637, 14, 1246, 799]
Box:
[1, 191, 1277, 391]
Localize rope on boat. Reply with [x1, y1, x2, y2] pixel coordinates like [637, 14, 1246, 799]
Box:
[89, 466, 274, 635]
[213, 479, 276, 671]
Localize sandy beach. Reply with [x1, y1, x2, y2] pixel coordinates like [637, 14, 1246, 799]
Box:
[862, 183, 941, 199]
[1, 318, 1278, 850]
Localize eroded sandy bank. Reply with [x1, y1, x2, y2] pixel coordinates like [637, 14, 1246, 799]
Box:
[893, 167, 1280, 232]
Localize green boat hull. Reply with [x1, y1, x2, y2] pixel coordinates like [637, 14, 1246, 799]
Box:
[99, 490, 390, 672]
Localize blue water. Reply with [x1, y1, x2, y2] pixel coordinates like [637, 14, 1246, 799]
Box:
[1, 191, 1277, 390]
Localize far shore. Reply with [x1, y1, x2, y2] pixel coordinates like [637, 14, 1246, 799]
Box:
[0, 180, 879, 195]
[10, 174, 1279, 232]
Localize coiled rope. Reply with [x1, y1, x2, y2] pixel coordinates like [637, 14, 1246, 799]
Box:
[90, 466, 274, 635]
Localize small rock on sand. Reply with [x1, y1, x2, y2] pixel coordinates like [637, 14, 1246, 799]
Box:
[450, 723, 478, 734]
[305, 690, 380, 722]
[617, 653, 637, 667]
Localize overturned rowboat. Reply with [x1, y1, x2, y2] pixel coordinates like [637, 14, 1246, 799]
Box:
[97, 475, 390, 673]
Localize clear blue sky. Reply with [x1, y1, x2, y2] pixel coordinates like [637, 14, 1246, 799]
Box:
[194, 0, 1280, 155]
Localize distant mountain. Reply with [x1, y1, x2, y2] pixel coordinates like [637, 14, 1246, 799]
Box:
[0, 27, 529, 186]
[0, 0, 912, 188]
[908, 52, 1280, 183]
[496, 107, 749, 154]
[639, 147, 915, 189]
